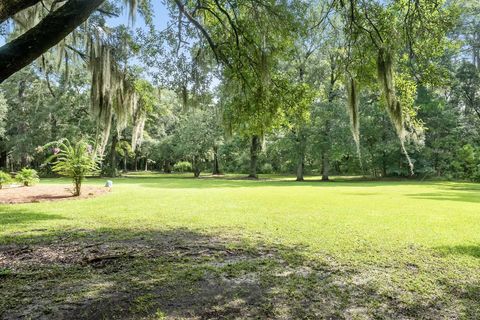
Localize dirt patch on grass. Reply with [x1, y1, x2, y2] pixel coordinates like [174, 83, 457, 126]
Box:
[1, 228, 474, 319]
[0, 185, 109, 204]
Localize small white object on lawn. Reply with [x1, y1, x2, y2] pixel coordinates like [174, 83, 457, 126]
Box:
[105, 180, 113, 188]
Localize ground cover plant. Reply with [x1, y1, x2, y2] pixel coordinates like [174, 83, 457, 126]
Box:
[0, 171, 12, 189]
[1, 174, 479, 319]
[15, 169, 39, 187]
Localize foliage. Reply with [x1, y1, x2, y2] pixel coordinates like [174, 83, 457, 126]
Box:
[16, 168, 39, 187]
[44, 139, 100, 196]
[0, 171, 12, 189]
[173, 161, 192, 173]
[260, 163, 273, 174]
[174, 109, 221, 177]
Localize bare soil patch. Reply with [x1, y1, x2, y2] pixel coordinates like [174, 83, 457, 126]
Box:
[0, 185, 108, 204]
[0, 228, 466, 319]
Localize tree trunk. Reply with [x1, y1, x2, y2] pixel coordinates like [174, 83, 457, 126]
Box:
[0, 0, 105, 83]
[73, 177, 82, 196]
[295, 126, 306, 181]
[248, 135, 260, 179]
[49, 113, 58, 140]
[109, 133, 118, 177]
[321, 152, 330, 181]
[123, 156, 127, 172]
[0, 150, 7, 170]
[212, 145, 220, 175]
[164, 160, 172, 173]
[145, 158, 148, 171]
[193, 156, 201, 178]
[0, 0, 40, 24]
[319, 58, 337, 182]
[382, 151, 387, 177]
[296, 154, 304, 181]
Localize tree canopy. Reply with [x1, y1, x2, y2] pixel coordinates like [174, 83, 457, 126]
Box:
[0, 0, 479, 180]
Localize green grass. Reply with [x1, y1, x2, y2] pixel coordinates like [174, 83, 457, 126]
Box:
[1, 173, 480, 319]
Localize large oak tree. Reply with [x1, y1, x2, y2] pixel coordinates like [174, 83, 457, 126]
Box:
[0, 0, 106, 83]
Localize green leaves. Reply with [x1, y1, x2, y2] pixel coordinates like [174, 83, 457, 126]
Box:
[0, 171, 12, 189]
[44, 139, 100, 196]
[16, 168, 39, 187]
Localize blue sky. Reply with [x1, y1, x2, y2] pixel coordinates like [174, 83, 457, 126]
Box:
[108, 1, 170, 31]
[0, 2, 171, 45]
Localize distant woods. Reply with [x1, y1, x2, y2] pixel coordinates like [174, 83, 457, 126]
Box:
[0, 1, 479, 180]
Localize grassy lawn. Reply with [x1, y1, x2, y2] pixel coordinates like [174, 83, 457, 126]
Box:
[1, 174, 479, 319]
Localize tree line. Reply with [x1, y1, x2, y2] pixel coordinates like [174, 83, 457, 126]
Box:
[0, 0, 479, 181]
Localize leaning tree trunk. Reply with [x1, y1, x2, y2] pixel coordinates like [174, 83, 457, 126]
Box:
[248, 135, 261, 179]
[0, 0, 105, 83]
[0, 0, 41, 24]
[295, 126, 307, 181]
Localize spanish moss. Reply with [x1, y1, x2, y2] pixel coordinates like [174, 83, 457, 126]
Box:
[377, 48, 414, 175]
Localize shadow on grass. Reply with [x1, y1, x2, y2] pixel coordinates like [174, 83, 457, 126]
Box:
[0, 224, 476, 319]
[44, 174, 462, 191]
[436, 245, 480, 259]
[407, 191, 480, 204]
[129, 177, 441, 190]
[0, 207, 66, 226]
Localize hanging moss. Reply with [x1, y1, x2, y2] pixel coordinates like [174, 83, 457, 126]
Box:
[346, 76, 364, 172]
[131, 112, 146, 151]
[7, 0, 142, 157]
[346, 76, 360, 151]
[377, 48, 414, 175]
[88, 37, 137, 156]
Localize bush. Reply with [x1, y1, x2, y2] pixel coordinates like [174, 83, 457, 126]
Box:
[472, 164, 480, 182]
[0, 171, 12, 189]
[16, 168, 39, 187]
[173, 161, 192, 173]
[45, 139, 100, 196]
[260, 163, 273, 174]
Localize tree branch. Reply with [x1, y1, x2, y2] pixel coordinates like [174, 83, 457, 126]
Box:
[0, 0, 105, 83]
[0, 0, 41, 24]
[173, 0, 219, 62]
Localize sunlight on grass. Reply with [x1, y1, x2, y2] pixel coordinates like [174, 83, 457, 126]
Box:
[2, 175, 479, 260]
[1, 175, 479, 318]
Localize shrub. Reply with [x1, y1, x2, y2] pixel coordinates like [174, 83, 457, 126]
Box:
[45, 139, 100, 196]
[173, 161, 192, 172]
[16, 168, 39, 187]
[260, 163, 273, 174]
[472, 164, 480, 182]
[0, 171, 12, 189]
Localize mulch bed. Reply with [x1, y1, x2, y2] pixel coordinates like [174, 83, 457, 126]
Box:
[0, 185, 109, 204]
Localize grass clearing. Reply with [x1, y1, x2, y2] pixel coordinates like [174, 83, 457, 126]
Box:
[1, 174, 480, 319]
